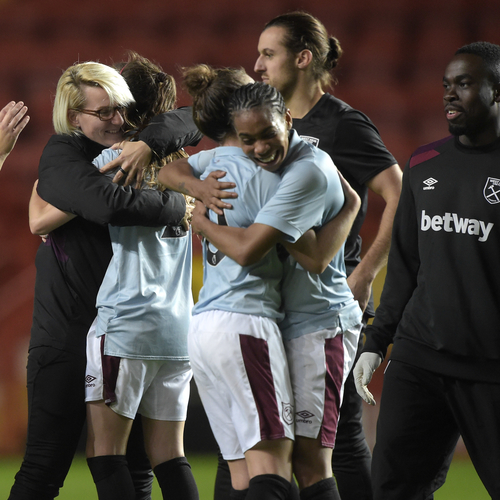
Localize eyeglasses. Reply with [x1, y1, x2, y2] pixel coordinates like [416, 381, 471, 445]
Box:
[71, 106, 125, 121]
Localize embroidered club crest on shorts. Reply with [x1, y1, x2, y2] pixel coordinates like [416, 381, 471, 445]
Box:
[483, 177, 500, 204]
[282, 402, 294, 425]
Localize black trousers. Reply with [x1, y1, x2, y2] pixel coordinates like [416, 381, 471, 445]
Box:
[331, 327, 452, 500]
[330, 336, 373, 500]
[8, 346, 152, 500]
[372, 359, 500, 500]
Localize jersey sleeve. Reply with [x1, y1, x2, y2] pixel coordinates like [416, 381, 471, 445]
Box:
[332, 111, 397, 186]
[227, 168, 281, 229]
[93, 148, 119, 169]
[188, 149, 218, 178]
[363, 162, 419, 358]
[138, 107, 202, 158]
[254, 160, 328, 243]
[93, 147, 120, 180]
[37, 135, 186, 228]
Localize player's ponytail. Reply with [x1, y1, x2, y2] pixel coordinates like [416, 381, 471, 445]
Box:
[182, 64, 251, 143]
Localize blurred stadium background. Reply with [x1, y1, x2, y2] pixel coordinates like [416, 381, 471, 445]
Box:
[0, 0, 497, 496]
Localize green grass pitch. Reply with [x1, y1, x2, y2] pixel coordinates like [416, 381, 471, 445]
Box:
[0, 454, 489, 499]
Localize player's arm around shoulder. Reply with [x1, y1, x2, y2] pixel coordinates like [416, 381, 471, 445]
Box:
[191, 201, 283, 267]
[284, 169, 361, 274]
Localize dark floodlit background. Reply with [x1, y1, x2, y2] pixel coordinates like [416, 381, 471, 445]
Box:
[0, 0, 497, 471]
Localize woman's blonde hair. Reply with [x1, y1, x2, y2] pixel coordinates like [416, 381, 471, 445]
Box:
[148, 150, 194, 228]
[52, 61, 135, 135]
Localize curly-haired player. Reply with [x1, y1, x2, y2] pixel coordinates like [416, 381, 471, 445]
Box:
[182, 81, 363, 500]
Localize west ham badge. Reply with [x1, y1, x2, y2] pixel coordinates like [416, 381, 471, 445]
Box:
[483, 177, 500, 204]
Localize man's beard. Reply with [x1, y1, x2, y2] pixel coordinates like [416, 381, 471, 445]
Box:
[448, 123, 467, 136]
[448, 115, 489, 139]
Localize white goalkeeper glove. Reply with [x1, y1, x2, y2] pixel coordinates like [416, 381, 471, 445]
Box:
[353, 352, 382, 406]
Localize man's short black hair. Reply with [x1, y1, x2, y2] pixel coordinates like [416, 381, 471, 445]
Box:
[455, 41, 500, 84]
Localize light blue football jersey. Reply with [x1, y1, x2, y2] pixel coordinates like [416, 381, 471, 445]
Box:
[255, 131, 362, 340]
[93, 148, 193, 360]
[188, 146, 285, 320]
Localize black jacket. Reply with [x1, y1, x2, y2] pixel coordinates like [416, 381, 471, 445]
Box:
[31, 108, 201, 354]
[364, 135, 500, 383]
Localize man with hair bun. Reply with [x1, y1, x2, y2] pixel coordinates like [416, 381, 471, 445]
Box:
[254, 11, 402, 500]
[354, 41, 500, 499]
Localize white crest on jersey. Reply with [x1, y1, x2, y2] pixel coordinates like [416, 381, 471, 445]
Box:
[282, 402, 294, 425]
[483, 177, 500, 204]
[299, 135, 319, 147]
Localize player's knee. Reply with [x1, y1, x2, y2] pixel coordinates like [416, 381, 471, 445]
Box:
[292, 438, 332, 489]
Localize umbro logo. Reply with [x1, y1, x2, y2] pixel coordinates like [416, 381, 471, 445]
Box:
[85, 375, 97, 384]
[423, 177, 438, 190]
[296, 410, 315, 425]
[296, 410, 314, 419]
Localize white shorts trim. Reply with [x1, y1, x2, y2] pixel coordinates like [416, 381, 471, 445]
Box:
[85, 319, 192, 420]
[188, 310, 294, 460]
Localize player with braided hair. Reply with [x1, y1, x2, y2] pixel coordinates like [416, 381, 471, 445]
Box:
[228, 78, 287, 117]
[187, 81, 363, 500]
[182, 67, 295, 500]
[159, 67, 361, 500]
[29, 53, 199, 500]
